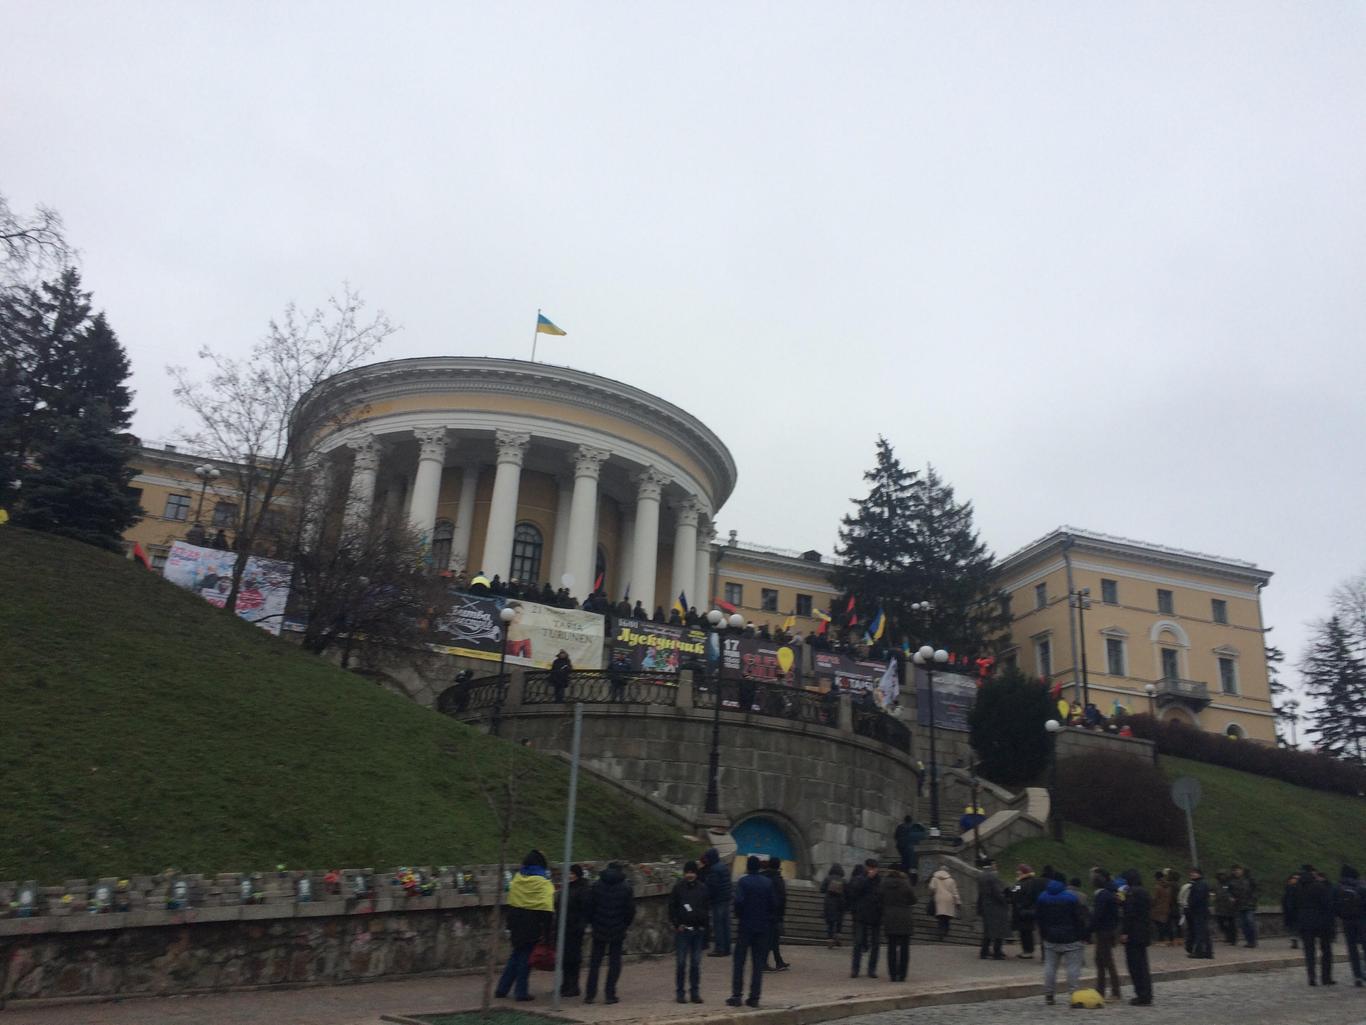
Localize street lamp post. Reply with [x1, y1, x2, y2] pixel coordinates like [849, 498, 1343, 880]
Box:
[913, 643, 949, 835]
[1069, 588, 1092, 709]
[1285, 699, 1300, 748]
[1045, 718, 1064, 841]
[491, 605, 517, 736]
[193, 464, 221, 524]
[705, 609, 745, 816]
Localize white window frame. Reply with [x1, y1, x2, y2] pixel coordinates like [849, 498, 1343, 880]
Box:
[1105, 636, 1127, 677]
[1215, 648, 1240, 695]
[1033, 632, 1054, 679]
[1035, 582, 1047, 609]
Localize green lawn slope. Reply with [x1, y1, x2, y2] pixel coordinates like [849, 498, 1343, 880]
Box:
[0, 527, 686, 882]
[1003, 755, 1366, 887]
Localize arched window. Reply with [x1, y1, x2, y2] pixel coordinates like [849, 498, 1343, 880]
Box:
[431, 519, 454, 571]
[510, 523, 544, 586]
[1225, 723, 1246, 740]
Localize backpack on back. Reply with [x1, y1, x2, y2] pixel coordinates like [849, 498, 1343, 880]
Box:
[1335, 882, 1362, 920]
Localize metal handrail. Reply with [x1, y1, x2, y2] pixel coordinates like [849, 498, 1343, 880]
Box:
[851, 701, 912, 752]
[523, 670, 679, 706]
[435, 675, 507, 717]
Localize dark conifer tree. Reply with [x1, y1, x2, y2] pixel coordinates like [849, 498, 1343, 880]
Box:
[1301, 616, 1366, 763]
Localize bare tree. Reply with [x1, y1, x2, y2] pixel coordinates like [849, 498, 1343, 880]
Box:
[1, 192, 74, 290]
[474, 742, 526, 1013]
[168, 285, 396, 612]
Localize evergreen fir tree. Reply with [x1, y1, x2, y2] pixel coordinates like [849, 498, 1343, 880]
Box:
[1301, 616, 1366, 763]
[1, 268, 140, 548]
[1264, 643, 1292, 745]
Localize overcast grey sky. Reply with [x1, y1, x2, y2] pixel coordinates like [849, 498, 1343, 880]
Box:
[5, 2, 1364, 704]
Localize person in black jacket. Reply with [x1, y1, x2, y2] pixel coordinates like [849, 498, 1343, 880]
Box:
[1336, 865, 1364, 986]
[1009, 864, 1046, 958]
[848, 859, 884, 978]
[762, 857, 790, 971]
[1089, 869, 1122, 1000]
[1185, 867, 1213, 959]
[583, 863, 635, 1004]
[702, 847, 733, 956]
[1120, 868, 1154, 1005]
[728, 855, 776, 1008]
[1290, 864, 1338, 986]
[548, 650, 573, 702]
[669, 861, 710, 1003]
[558, 864, 591, 997]
[1036, 878, 1088, 1004]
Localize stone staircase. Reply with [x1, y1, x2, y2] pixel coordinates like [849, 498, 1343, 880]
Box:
[781, 882, 979, 947]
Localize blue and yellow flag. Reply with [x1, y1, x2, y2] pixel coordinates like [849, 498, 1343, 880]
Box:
[865, 607, 886, 643]
[536, 313, 566, 336]
[672, 589, 688, 620]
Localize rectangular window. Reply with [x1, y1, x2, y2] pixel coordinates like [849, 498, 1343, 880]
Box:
[795, 594, 812, 617]
[724, 582, 743, 607]
[151, 549, 168, 571]
[1037, 638, 1053, 679]
[1157, 589, 1174, 614]
[1219, 656, 1238, 695]
[211, 501, 239, 528]
[1001, 593, 1012, 618]
[1101, 579, 1118, 605]
[1002, 651, 1018, 672]
[761, 588, 779, 613]
[163, 494, 191, 521]
[1211, 598, 1228, 624]
[1160, 647, 1180, 680]
[1035, 583, 1047, 609]
[1106, 637, 1125, 676]
[125, 486, 144, 511]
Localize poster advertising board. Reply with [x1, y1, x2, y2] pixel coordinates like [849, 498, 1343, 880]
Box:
[716, 635, 803, 685]
[913, 666, 978, 731]
[429, 591, 605, 670]
[163, 541, 293, 635]
[813, 651, 889, 694]
[610, 618, 706, 674]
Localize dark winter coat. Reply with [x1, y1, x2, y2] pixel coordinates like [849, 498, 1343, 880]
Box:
[1227, 872, 1257, 912]
[1290, 876, 1337, 936]
[558, 876, 591, 933]
[734, 869, 777, 934]
[669, 877, 710, 930]
[1120, 875, 1152, 946]
[1009, 874, 1045, 927]
[587, 864, 636, 941]
[1035, 879, 1088, 945]
[894, 821, 914, 854]
[847, 871, 884, 926]
[976, 869, 1011, 940]
[762, 867, 787, 922]
[1089, 881, 1120, 934]
[549, 654, 573, 687]
[880, 869, 917, 936]
[703, 848, 733, 904]
[1186, 878, 1211, 916]
[821, 869, 847, 919]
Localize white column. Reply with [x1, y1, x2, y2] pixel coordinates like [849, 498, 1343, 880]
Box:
[547, 476, 573, 586]
[407, 426, 449, 544]
[565, 446, 610, 599]
[300, 452, 332, 548]
[343, 434, 381, 533]
[670, 497, 702, 610]
[619, 506, 636, 604]
[630, 469, 669, 615]
[449, 463, 480, 575]
[481, 429, 531, 580]
[695, 523, 716, 611]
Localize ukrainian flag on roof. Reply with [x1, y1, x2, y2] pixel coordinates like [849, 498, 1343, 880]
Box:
[536, 313, 566, 336]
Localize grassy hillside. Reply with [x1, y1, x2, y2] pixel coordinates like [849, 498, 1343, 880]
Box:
[0, 527, 686, 882]
[1003, 754, 1366, 887]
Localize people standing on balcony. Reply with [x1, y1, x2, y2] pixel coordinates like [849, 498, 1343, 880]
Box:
[632, 599, 648, 621]
[928, 864, 961, 941]
[702, 847, 733, 957]
[583, 862, 635, 1005]
[548, 650, 573, 702]
[881, 865, 916, 982]
[727, 855, 776, 1008]
[849, 858, 884, 978]
[608, 651, 630, 701]
[669, 861, 710, 1004]
[668, 607, 683, 625]
[820, 864, 846, 947]
[762, 856, 790, 971]
[653, 605, 666, 623]
[494, 850, 554, 1001]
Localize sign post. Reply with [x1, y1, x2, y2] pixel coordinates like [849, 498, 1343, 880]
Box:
[1170, 776, 1203, 867]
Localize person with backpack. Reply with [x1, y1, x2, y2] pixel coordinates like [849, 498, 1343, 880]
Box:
[820, 864, 847, 947]
[668, 860, 710, 1004]
[1337, 865, 1364, 986]
[1290, 864, 1337, 986]
[583, 862, 636, 1004]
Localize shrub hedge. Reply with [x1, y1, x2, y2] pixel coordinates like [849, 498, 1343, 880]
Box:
[1122, 714, 1366, 796]
[1054, 751, 1186, 846]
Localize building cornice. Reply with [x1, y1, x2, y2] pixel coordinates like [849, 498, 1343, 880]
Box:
[997, 526, 1272, 588]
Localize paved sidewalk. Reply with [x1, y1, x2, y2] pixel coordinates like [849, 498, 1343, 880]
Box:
[1, 939, 1309, 1025]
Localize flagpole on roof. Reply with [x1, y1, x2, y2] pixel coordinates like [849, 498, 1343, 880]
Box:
[531, 308, 541, 363]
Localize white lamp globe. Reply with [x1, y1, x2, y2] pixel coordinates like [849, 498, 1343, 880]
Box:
[728, 613, 745, 630]
[499, 607, 516, 624]
[707, 609, 724, 626]
[934, 649, 948, 664]
[917, 645, 934, 660]
[1045, 719, 1062, 733]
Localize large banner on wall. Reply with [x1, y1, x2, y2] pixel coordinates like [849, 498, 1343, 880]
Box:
[163, 541, 293, 635]
[813, 651, 890, 694]
[715, 635, 804, 686]
[913, 666, 978, 732]
[610, 618, 706, 674]
[429, 591, 605, 670]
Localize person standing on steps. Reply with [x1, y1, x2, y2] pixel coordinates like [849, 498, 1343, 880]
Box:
[894, 815, 915, 871]
[1009, 864, 1044, 959]
[1088, 868, 1122, 1000]
[702, 847, 732, 957]
[928, 863, 961, 941]
[762, 856, 790, 970]
[557, 864, 591, 997]
[977, 858, 1010, 960]
[583, 862, 635, 1005]
[849, 858, 885, 978]
[821, 864, 847, 947]
[495, 850, 555, 1002]
[727, 855, 776, 1009]
[669, 860, 710, 1004]
[1120, 868, 1155, 1005]
[881, 865, 917, 982]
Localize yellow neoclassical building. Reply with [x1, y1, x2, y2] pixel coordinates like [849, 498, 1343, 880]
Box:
[994, 527, 1277, 743]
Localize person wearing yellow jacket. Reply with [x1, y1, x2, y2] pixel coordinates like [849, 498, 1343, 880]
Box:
[496, 850, 555, 1001]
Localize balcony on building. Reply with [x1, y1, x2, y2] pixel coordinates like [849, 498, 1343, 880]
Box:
[1152, 676, 1211, 711]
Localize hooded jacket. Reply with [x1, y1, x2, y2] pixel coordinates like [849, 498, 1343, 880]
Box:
[587, 864, 636, 941]
[929, 868, 961, 917]
[702, 848, 733, 903]
[1035, 878, 1088, 944]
